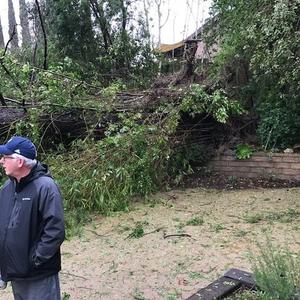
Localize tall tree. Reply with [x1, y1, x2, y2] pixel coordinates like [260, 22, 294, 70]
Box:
[153, 0, 170, 46]
[8, 0, 19, 49]
[0, 16, 4, 48]
[89, 0, 112, 52]
[19, 0, 31, 46]
[210, 0, 300, 148]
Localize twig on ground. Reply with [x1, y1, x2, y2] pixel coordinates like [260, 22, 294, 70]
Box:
[143, 227, 165, 236]
[85, 229, 111, 237]
[163, 233, 195, 240]
[61, 271, 88, 280]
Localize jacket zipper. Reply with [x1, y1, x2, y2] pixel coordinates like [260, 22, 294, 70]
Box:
[1, 189, 17, 280]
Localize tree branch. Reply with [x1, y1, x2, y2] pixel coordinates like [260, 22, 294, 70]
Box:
[35, 0, 48, 70]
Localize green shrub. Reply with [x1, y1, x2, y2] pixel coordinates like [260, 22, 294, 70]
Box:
[46, 123, 170, 236]
[236, 144, 253, 160]
[251, 241, 300, 300]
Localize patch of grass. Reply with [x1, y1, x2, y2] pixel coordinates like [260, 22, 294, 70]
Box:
[188, 271, 204, 280]
[132, 288, 149, 300]
[166, 291, 181, 300]
[244, 213, 263, 224]
[234, 229, 248, 237]
[211, 223, 225, 232]
[117, 224, 131, 233]
[186, 216, 204, 226]
[244, 209, 299, 224]
[127, 221, 149, 239]
[265, 208, 300, 223]
[175, 222, 185, 230]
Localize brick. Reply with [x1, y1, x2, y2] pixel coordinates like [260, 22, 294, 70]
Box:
[248, 168, 276, 174]
[209, 161, 229, 167]
[217, 166, 252, 173]
[229, 161, 274, 168]
[272, 162, 292, 169]
[279, 169, 300, 176]
[220, 155, 236, 161]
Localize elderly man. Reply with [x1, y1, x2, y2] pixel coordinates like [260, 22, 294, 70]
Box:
[0, 136, 65, 300]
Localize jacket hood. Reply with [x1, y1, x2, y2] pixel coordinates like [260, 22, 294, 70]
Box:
[13, 162, 52, 192]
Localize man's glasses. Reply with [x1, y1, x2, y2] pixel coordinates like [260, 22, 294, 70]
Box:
[0, 156, 16, 161]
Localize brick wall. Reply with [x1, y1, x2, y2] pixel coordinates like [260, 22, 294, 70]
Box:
[209, 152, 300, 181]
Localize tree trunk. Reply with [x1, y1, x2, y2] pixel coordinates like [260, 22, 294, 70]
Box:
[19, 0, 31, 46]
[89, 0, 112, 53]
[0, 16, 4, 48]
[8, 0, 19, 49]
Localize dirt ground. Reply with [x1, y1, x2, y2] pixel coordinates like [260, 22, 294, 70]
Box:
[1, 187, 300, 300]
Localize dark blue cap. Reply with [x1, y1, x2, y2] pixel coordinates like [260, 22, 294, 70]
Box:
[0, 136, 37, 160]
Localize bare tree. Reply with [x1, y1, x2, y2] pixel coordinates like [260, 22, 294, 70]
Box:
[89, 0, 112, 53]
[153, 0, 170, 46]
[142, 0, 151, 36]
[8, 0, 19, 49]
[19, 0, 31, 46]
[0, 16, 4, 48]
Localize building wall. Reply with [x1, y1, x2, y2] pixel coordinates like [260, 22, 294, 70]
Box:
[209, 152, 300, 181]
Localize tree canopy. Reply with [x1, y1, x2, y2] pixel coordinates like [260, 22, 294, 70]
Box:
[209, 0, 300, 148]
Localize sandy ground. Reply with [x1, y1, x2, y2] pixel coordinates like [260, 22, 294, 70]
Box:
[1, 187, 299, 300]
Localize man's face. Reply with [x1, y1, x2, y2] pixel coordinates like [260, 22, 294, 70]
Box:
[0, 155, 20, 177]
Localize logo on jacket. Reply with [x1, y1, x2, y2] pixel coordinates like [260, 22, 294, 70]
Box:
[22, 197, 31, 201]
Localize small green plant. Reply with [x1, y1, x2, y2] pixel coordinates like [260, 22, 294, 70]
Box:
[133, 288, 149, 300]
[166, 291, 181, 300]
[188, 271, 204, 280]
[127, 221, 149, 239]
[234, 229, 248, 237]
[228, 175, 237, 184]
[62, 292, 71, 300]
[236, 144, 253, 159]
[186, 216, 204, 226]
[244, 213, 263, 224]
[211, 223, 225, 232]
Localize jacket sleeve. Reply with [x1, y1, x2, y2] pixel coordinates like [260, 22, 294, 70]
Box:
[34, 179, 65, 265]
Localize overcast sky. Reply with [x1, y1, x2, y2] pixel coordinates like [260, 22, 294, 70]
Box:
[0, 0, 212, 45]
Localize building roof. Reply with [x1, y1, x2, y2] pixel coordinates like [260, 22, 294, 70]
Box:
[157, 41, 185, 53]
[156, 15, 218, 54]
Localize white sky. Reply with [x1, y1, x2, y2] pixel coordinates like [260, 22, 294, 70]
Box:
[0, 0, 21, 44]
[0, 0, 212, 45]
[148, 0, 212, 44]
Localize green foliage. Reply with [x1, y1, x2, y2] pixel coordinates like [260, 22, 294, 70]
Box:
[46, 122, 170, 234]
[181, 84, 244, 123]
[210, 0, 300, 149]
[236, 143, 253, 160]
[38, 0, 157, 87]
[250, 241, 300, 300]
[0, 50, 246, 235]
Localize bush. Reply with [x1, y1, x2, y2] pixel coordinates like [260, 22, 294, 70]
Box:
[46, 123, 170, 235]
[251, 241, 300, 300]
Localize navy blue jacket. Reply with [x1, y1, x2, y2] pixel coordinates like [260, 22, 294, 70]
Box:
[0, 162, 65, 281]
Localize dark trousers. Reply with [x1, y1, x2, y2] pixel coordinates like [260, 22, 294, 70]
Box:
[11, 273, 61, 300]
